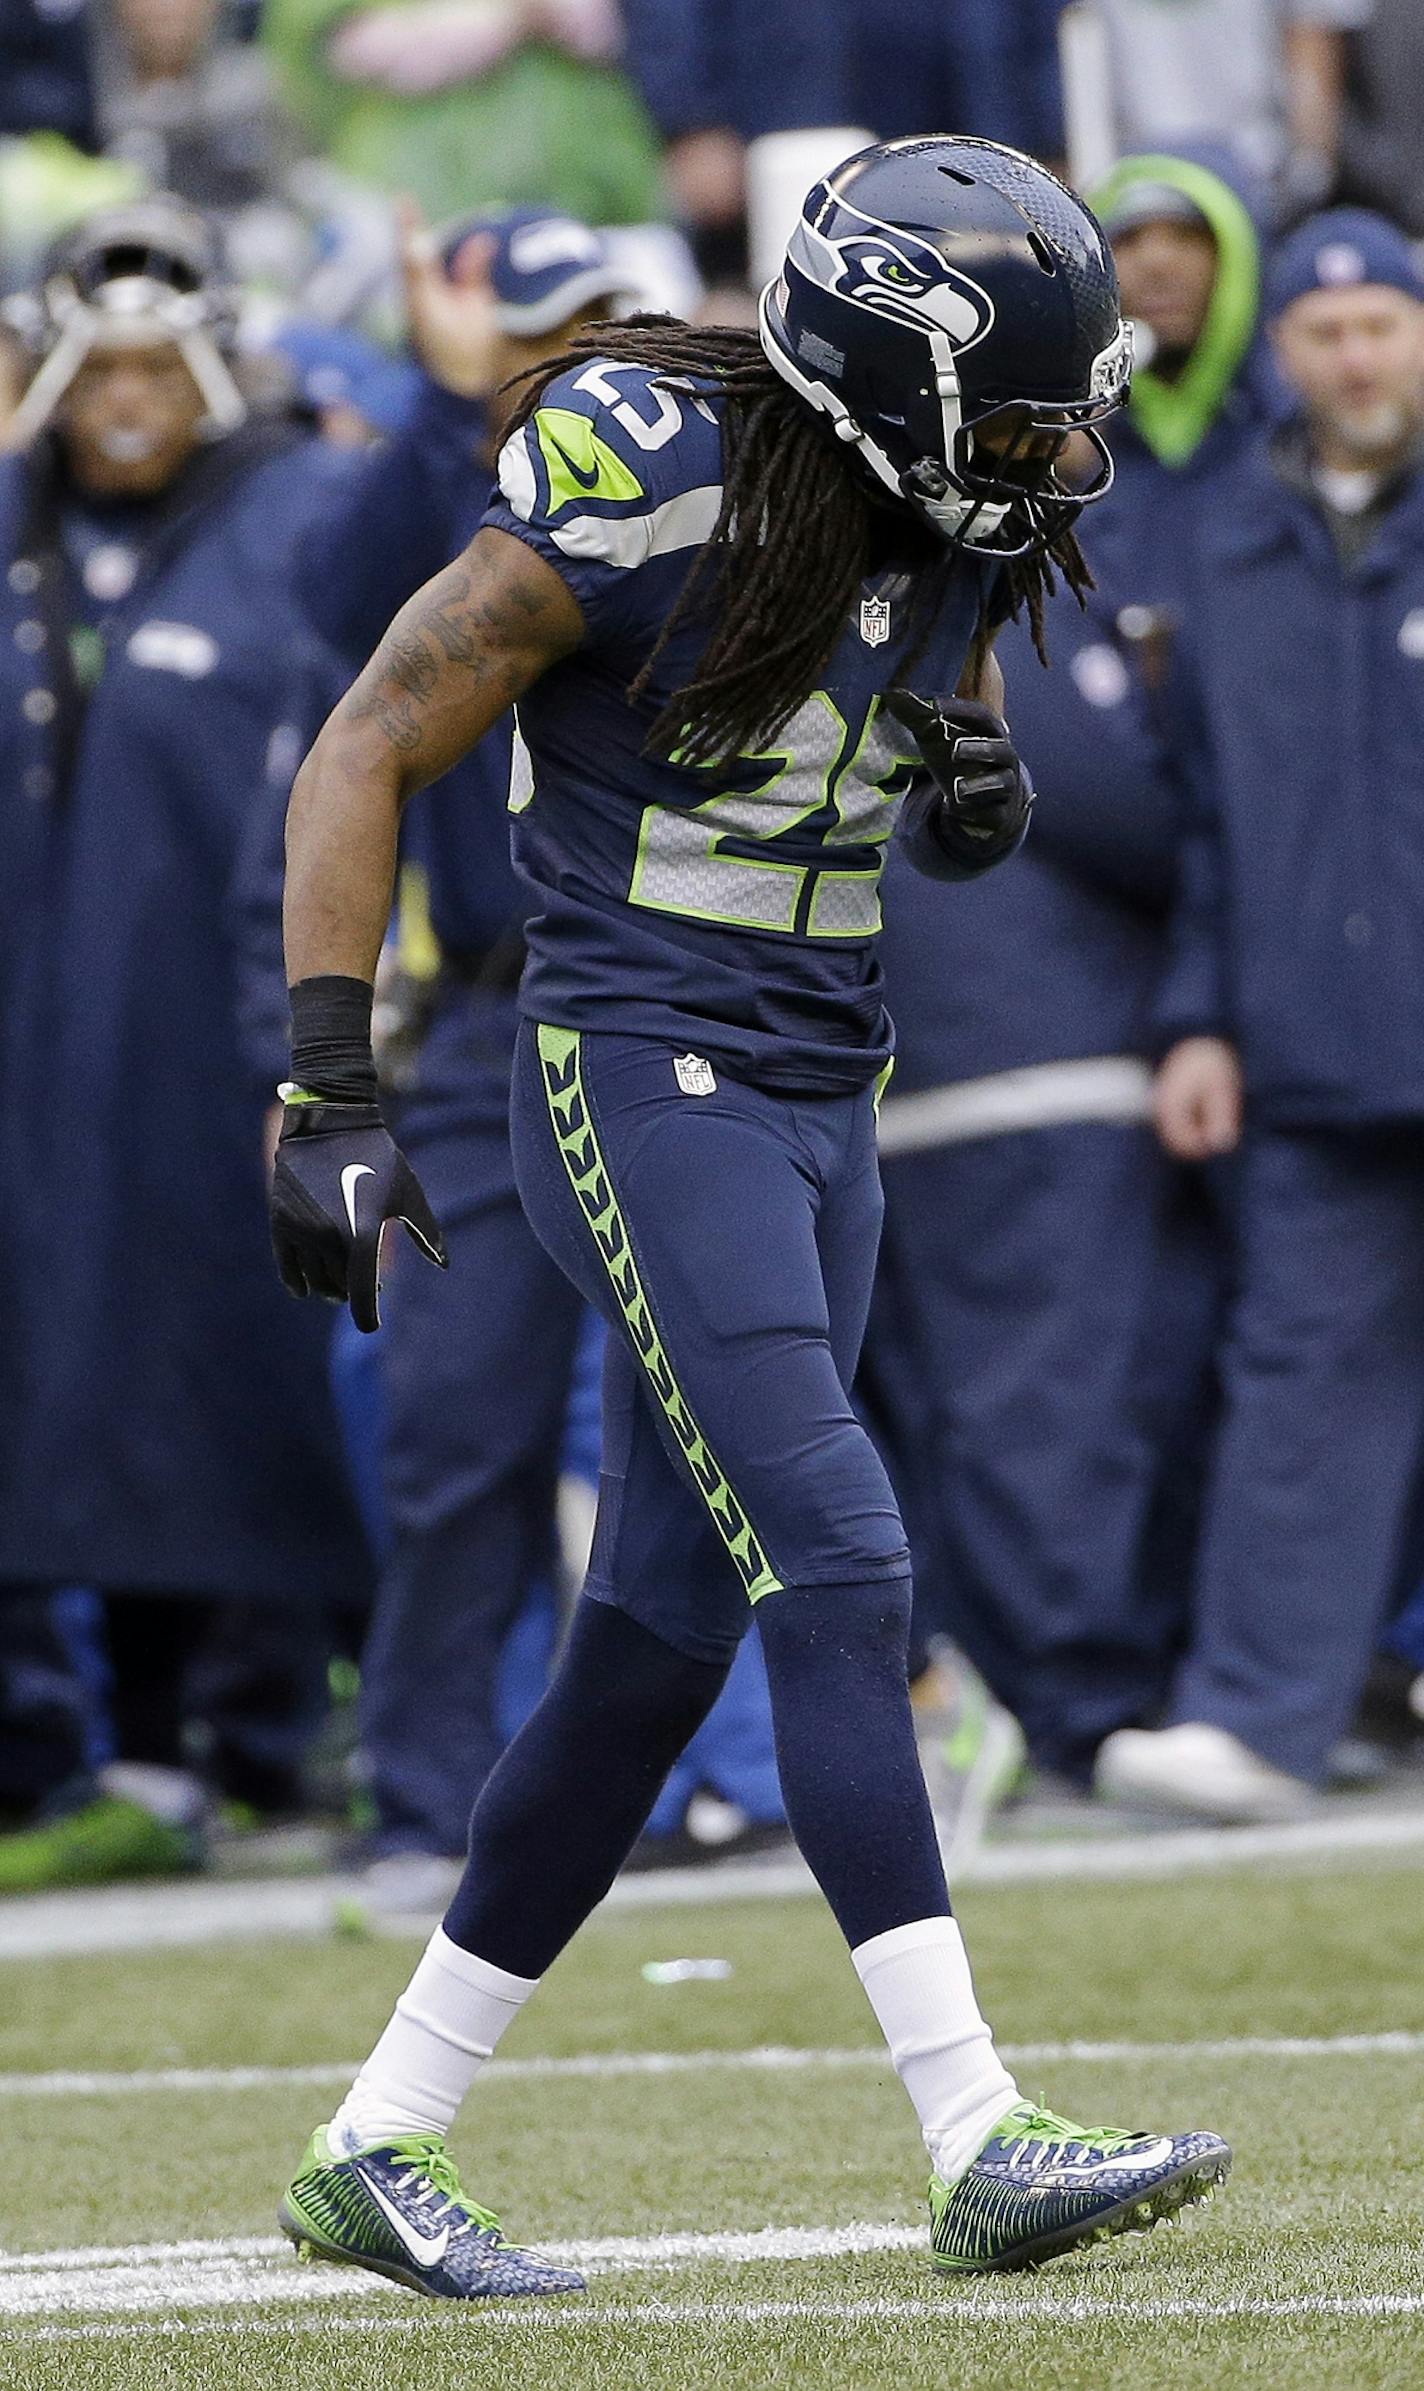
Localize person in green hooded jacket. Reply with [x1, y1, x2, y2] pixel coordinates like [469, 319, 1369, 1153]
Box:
[261, 0, 662, 231]
[1088, 144, 1280, 617]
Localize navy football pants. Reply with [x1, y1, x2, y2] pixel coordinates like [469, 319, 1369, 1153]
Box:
[510, 1024, 909, 1656]
[441, 1022, 948, 1965]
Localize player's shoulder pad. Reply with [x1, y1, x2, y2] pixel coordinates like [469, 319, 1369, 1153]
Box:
[495, 357, 724, 575]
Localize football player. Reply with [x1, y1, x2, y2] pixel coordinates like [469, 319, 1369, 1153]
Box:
[270, 138, 1230, 2295]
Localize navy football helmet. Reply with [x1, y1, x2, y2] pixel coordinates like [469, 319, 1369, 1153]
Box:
[760, 136, 1131, 557]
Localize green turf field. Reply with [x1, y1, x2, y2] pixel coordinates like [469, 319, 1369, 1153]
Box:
[2, 1858, 1423, 2390]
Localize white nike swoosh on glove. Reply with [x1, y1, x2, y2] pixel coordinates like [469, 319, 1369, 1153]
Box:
[341, 1162, 376, 1238]
[358, 2171, 451, 2267]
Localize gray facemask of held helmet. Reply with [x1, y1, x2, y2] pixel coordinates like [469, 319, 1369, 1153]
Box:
[6, 196, 247, 450]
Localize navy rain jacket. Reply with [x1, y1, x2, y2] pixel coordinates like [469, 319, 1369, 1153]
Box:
[0, 424, 372, 1603]
[880, 585, 1178, 1095]
[619, 0, 1062, 161]
[1156, 439, 1424, 1123]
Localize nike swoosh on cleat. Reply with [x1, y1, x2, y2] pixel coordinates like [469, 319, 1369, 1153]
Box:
[1079, 2138, 1178, 2178]
[358, 2171, 451, 2267]
[341, 1162, 376, 1238]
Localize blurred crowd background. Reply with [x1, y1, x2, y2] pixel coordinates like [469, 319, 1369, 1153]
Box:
[4, 0, 1424, 1908]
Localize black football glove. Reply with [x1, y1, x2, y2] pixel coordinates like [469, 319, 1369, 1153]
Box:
[271, 1097, 447, 1334]
[885, 689, 1033, 879]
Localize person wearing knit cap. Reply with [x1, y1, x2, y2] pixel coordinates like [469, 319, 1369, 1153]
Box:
[1098, 208, 1424, 1823]
[1267, 204, 1424, 313]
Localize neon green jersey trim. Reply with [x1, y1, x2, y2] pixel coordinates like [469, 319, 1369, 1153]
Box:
[534, 407, 645, 512]
[536, 1023, 782, 1601]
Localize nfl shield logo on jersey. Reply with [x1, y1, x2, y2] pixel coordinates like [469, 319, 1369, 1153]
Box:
[674, 1053, 717, 1096]
[859, 596, 891, 647]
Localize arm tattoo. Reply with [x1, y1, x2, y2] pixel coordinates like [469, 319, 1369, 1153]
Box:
[351, 629, 441, 753]
[424, 588, 479, 666]
[344, 542, 575, 765]
[348, 683, 424, 752]
[386, 631, 441, 700]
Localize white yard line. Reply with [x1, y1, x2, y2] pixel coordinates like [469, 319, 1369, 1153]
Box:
[3, 1805, 1424, 1960]
[3, 2209, 1420, 2331]
[8, 2291, 1424, 2343]
[0, 2063, 359, 2098]
[2, 2028, 1421, 2101]
[0, 2222, 932, 2319]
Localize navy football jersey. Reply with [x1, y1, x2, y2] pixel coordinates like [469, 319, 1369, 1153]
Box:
[484, 359, 992, 1091]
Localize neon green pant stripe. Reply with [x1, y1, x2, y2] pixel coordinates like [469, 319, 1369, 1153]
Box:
[536, 1023, 783, 1602]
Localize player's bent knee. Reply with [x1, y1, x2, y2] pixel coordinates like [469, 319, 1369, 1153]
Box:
[755, 1573, 914, 1666]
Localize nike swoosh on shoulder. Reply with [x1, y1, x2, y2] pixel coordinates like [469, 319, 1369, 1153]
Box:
[545, 432, 604, 492]
[358, 2170, 451, 2267]
[341, 1161, 376, 1238]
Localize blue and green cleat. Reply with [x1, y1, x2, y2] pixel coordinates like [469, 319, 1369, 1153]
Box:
[279, 2128, 587, 2299]
[930, 2102, 1231, 2273]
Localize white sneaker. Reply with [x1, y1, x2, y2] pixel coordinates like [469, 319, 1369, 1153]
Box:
[1093, 1722, 1314, 1824]
[915, 1643, 1026, 1869]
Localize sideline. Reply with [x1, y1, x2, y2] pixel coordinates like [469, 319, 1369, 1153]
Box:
[3, 1805, 1424, 1961]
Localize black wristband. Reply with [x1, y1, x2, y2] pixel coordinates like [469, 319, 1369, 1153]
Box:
[288, 974, 379, 1105]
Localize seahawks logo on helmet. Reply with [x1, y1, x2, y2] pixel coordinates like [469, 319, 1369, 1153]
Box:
[791, 208, 995, 351]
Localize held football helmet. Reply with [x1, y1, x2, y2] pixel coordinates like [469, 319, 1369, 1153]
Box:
[7, 196, 246, 447]
[759, 136, 1131, 557]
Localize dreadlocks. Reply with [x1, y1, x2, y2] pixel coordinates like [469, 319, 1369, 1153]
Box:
[504, 316, 1092, 767]
[971, 508, 1094, 689]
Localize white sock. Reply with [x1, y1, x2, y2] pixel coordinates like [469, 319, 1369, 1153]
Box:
[853, 1916, 1020, 2186]
[327, 1929, 538, 2153]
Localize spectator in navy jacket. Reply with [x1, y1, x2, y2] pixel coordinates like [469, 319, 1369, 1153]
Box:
[0, 0, 95, 148]
[0, 199, 370, 1885]
[865, 585, 1212, 1810]
[1098, 211, 1424, 1822]
[283, 207, 623, 1901]
[279, 206, 790, 1895]
[619, 0, 1064, 292]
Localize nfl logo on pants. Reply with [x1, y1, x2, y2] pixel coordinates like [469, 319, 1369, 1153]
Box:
[674, 1053, 717, 1096]
[860, 597, 891, 647]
